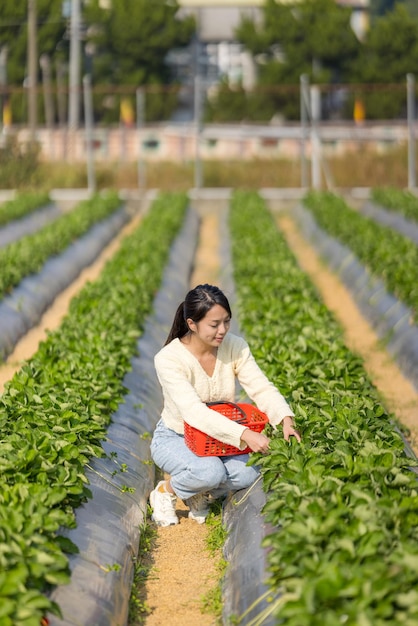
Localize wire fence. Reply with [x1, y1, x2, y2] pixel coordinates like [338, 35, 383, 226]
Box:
[0, 79, 415, 125]
[0, 78, 417, 191]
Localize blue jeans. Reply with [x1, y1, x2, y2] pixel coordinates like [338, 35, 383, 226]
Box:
[150, 419, 260, 501]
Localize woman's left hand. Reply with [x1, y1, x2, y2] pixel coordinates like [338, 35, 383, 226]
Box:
[282, 416, 301, 443]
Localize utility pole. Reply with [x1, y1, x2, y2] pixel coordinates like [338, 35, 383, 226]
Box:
[310, 85, 321, 190]
[40, 54, 54, 129]
[68, 0, 81, 131]
[28, 0, 37, 143]
[300, 74, 310, 189]
[193, 15, 203, 190]
[0, 46, 7, 136]
[194, 73, 202, 190]
[83, 74, 96, 193]
[136, 87, 146, 190]
[407, 73, 416, 190]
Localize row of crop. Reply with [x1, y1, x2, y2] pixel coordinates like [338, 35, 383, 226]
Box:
[303, 190, 418, 326]
[0, 192, 50, 227]
[0, 192, 188, 626]
[229, 190, 418, 626]
[0, 192, 123, 300]
[371, 187, 418, 223]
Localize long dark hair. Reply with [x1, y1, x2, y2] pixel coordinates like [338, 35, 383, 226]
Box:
[165, 284, 232, 345]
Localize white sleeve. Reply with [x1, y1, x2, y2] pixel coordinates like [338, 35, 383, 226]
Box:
[233, 338, 294, 427]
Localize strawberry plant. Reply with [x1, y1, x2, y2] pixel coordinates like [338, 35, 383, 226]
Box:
[0, 192, 50, 227]
[303, 190, 418, 325]
[0, 192, 188, 625]
[372, 187, 418, 223]
[0, 192, 122, 300]
[229, 190, 418, 626]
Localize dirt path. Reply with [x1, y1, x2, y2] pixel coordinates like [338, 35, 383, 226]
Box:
[141, 211, 222, 626]
[277, 213, 418, 455]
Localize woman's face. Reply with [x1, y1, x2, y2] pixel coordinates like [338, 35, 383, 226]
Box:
[188, 304, 231, 348]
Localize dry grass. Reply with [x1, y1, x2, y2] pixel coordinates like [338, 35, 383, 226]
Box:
[36, 144, 411, 191]
[329, 144, 409, 188]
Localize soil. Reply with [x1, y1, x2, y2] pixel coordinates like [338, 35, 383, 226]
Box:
[1, 199, 417, 626]
[140, 211, 222, 626]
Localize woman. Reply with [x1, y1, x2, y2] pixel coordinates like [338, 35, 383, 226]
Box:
[150, 284, 301, 527]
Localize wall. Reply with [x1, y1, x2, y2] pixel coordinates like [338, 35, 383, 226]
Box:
[8, 121, 413, 164]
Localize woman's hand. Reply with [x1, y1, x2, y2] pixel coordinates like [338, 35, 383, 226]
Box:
[282, 416, 301, 443]
[240, 428, 270, 453]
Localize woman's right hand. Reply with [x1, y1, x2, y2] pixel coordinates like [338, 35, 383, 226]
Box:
[240, 428, 270, 453]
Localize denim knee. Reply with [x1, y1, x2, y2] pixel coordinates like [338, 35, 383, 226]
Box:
[190, 456, 226, 490]
[220, 455, 260, 492]
[234, 463, 259, 490]
[170, 456, 227, 499]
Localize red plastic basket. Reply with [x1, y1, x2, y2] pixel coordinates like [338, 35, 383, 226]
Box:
[184, 401, 269, 457]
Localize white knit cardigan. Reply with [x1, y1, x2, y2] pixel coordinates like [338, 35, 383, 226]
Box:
[154, 333, 294, 450]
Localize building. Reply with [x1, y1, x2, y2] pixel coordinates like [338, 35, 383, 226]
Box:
[178, 0, 369, 41]
[178, 1, 263, 42]
[176, 1, 264, 95]
[176, 0, 369, 88]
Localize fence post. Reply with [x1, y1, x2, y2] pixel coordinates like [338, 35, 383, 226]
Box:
[69, 0, 81, 132]
[194, 74, 202, 190]
[27, 0, 38, 144]
[0, 46, 7, 140]
[407, 73, 416, 190]
[136, 88, 146, 191]
[83, 74, 96, 194]
[300, 74, 310, 188]
[310, 85, 321, 189]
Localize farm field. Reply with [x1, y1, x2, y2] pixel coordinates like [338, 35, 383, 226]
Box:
[277, 215, 418, 456]
[0, 188, 417, 625]
[0, 190, 189, 625]
[228, 191, 418, 624]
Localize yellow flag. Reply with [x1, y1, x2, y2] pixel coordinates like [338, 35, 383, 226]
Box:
[120, 98, 135, 127]
[354, 98, 365, 125]
[3, 99, 11, 127]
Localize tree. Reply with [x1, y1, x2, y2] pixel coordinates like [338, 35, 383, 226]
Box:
[352, 5, 418, 118]
[208, 0, 362, 122]
[83, 0, 195, 121]
[403, 0, 418, 19]
[369, 0, 396, 19]
[207, 0, 418, 123]
[0, 0, 66, 123]
[0, 0, 66, 85]
[369, 0, 418, 20]
[0, 0, 194, 125]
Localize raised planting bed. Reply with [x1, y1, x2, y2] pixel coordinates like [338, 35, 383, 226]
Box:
[225, 190, 418, 626]
[371, 187, 418, 223]
[303, 191, 418, 325]
[0, 192, 50, 227]
[359, 199, 418, 246]
[0, 191, 122, 300]
[299, 190, 418, 391]
[0, 202, 66, 249]
[0, 192, 189, 626]
[0, 208, 132, 362]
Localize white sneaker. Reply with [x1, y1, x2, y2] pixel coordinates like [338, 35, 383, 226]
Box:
[149, 481, 179, 527]
[185, 493, 211, 524]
